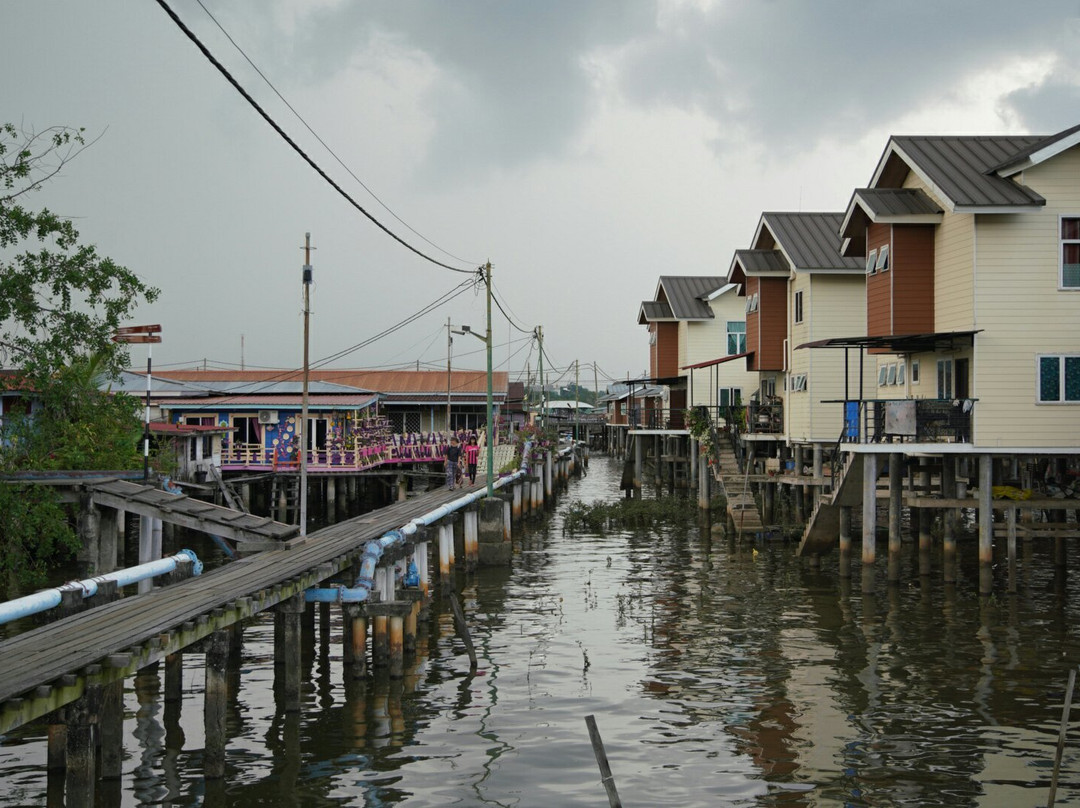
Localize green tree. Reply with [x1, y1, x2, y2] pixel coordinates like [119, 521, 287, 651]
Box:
[0, 124, 160, 591]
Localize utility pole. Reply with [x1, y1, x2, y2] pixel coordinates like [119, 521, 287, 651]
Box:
[536, 325, 545, 430]
[483, 261, 495, 497]
[593, 360, 599, 403]
[575, 359, 580, 441]
[299, 233, 314, 538]
[446, 316, 453, 434]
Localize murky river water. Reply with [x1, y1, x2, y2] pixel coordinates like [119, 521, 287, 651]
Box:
[3, 456, 1080, 806]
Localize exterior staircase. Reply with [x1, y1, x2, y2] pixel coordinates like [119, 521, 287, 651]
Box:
[796, 452, 864, 556]
[210, 465, 247, 513]
[711, 440, 765, 538]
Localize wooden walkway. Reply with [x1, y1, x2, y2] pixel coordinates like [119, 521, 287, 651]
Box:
[0, 480, 487, 734]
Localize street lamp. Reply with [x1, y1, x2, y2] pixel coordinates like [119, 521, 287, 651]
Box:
[112, 323, 162, 484]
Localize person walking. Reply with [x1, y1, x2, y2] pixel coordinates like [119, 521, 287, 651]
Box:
[464, 438, 480, 484]
[445, 437, 462, 490]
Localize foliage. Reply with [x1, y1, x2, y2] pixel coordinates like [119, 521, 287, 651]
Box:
[0, 123, 160, 588]
[502, 421, 560, 471]
[0, 124, 159, 382]
[562, 497, 702, 533]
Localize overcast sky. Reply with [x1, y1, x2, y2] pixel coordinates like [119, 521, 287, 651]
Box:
[5, 0, 1080, 389]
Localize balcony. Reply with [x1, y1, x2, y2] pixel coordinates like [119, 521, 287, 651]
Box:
[839, 398, 975, 443]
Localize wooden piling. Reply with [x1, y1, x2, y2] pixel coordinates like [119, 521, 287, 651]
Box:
[942, 457, 957, 584]
[342, 604, 368, 679]
[979, 454, 994, 595]
[204, 629, 230, 779]
[372, 615, 389, 668]
[164, 652, 183, 703]
[862, 453, 878, 593]
[389, 615, 405, 679]
[64, 689, 96, 808]
[888, 452, 903, 583]
[277, 595, 305, 712]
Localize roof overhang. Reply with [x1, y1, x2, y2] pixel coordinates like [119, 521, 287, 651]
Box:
[681, 352, 751, 370]
[840, 189, 944, 256]
[795, 330, 980, 354]
[994, 125, 1080, 177]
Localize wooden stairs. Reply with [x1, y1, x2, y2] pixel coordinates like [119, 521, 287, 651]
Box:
[711, 442, 765, 538]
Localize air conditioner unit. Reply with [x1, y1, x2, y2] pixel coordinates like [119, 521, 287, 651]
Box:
[257, 410, 278, 425]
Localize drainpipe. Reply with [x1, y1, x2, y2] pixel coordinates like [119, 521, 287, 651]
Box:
[0, 549, 203, 626]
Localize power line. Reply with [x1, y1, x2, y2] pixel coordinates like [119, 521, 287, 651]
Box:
[191, 1, 477, 268]
[155, 0, 474, 275]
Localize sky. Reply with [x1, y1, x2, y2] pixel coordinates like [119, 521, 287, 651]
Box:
[4, 0, 1080, 391]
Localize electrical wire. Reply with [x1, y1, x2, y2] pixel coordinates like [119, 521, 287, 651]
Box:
[155, 0, 475, 275]
[192, 0, 478, 268]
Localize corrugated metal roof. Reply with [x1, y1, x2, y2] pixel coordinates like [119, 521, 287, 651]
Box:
[154, 369, 508, 396]
[762, 212, 863, 271]
[638, 300, 674, 322]
[733, 249, 788, 275]
[158, 394, 379, 409]
[852, 188, 943, 219]
[657, 276, 726, 319]
[989, 122, 1080, 174]
[886, 135, 1046, 209]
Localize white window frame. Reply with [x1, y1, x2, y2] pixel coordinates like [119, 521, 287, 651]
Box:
[726, 321, 747, 355]
[876, 244, 890, 272]
[789, 373, 807, 392]
[1061, 215, 1080, 290]
[866, 248, 878, 275]
[745, 292, 759, 313]
[1037, 353, 1080, 403]
[886, 363, 898, 385]
[896, 362, 906, 386]
[937, 358, 953, 399]
[878, 365, 889, 387]
[911, 360, 920, 384]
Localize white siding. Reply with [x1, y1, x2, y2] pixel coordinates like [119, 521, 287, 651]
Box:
[684, 290, 757, 408]
[972, 146, 1080, 447]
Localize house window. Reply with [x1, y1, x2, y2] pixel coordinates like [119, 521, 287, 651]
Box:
[866, 248, 878, 275]
[1038, 355, 1080, 402]
[745, 293, 759, 313]
[1062, 217, 1080, 288]
[719, 387, 742, 407]
[886, 363, 898, 385]
[876, 245, 890, 272]
[794, 291, 804, 324]
[789, 374, 808, 392]
[896, 362, 906, 386]
[937, 359, 953, 399]
[911, 361, 920, 384]
[727, 321, 747, 355]
[878, 365, 889, 386]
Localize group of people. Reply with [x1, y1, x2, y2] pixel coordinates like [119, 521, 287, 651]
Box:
[444, 437, 480, 490]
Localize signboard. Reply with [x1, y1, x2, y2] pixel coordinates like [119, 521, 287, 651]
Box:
[114, 324, 162, 336]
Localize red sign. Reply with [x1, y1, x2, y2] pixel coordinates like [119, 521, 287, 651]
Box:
[112, 334, 162, 344]
[114, 324, 162, 336]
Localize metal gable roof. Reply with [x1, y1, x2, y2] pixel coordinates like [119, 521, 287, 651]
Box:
[657, 276, 726, 319]
[731, 249, 788, 277]
[638, 299, 674, 323]
[839, 189, 945, 255]
[990, 122, 1080, 175]
[762, 212, 863, 272]
[884, 135, 1046, 210]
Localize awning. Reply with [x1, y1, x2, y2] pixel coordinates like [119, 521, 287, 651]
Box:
[795, 331, 980, 354]
[681, 352, 750, 370]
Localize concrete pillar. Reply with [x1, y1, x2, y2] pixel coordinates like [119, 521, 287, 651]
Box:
[812, 444, 823, 522]
[438, 523, 453, 585]
[138, 515, 153, 594]
[764, 483, 775, 525]
[545, 451, 554, 502]
[372, 615, 389, 668]
[888, 453, 903, 583]
[634, 437, 643, 500]
[1006, 506, 1018, 594]
[861, 453, 878, 592]
[918, 468, 932, 576]
[512, 481, 522, 521]
[389, 615, 405, 679]
[76, 495, 100, 579]
[464, 509, 479, 571]
[240, 482, 251, 512]
[690, 437, 698, 489]
[839, 506, 852, 578]
[204, 629, 230, 779]
[478, 497, 510, 566]
[502, 497, 512, 542]
[794, 445, 805, 521]
[277, 595, 305, 712]
[978, 454, 994, 595]
[397, 474, 408, 502]
[942, 456, 957, 584]
[405, 602, 419, 655]
[327, 477, 336, 516]
[342, 604, 368, 679]
[416, 541, 430, 598]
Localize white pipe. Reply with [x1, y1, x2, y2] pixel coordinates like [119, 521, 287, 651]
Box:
[0, 549, 203, 626]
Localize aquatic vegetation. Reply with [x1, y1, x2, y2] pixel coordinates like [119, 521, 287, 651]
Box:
[562, 497, 710, 533]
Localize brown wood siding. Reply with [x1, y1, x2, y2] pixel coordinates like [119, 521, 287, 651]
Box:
[866, 223, 892, 348]
[892, 224, 935, 334]
[655, 321, 679, 378]
[757, 277, 787, 371]
[745, 278, 760, 371]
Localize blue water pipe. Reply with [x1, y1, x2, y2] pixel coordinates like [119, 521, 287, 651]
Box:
[305, 442, 542, 605]
[0, 549, 203, 626]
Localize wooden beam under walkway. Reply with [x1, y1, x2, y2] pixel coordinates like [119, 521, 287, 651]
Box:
[0, 479, 492, 735]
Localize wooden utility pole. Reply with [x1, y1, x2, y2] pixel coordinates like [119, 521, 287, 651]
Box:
[299, 233, 314, 538]
[446, 316, 453, 433]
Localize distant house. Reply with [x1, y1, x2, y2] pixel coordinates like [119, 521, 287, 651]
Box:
[728, 212, 871, 444]
[834, 123, 1080, 447]
[637, 276, 756, 425]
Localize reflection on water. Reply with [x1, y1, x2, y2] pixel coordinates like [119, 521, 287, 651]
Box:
[2, 456, 1080, 805]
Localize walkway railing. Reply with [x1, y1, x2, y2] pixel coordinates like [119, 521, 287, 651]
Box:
[834, 398, 976, 444]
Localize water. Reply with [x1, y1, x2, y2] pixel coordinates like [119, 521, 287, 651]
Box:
[3, 457, 1080, 806]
